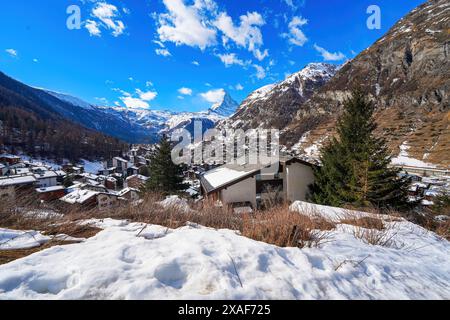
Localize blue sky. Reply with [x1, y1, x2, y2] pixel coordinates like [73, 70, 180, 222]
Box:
[0, 0, 424, 112]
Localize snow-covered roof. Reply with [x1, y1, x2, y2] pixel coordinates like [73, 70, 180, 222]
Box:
[0, 175, 37, 187]
[55, 170, 67, 176]
[126, 174, 149, 181]
[60, 189, 99, 204]
[36, 186, 65, 193]
[117, 187, 139, 197]
[34, 171, 58, 179]
[15, 168, 30, 174]
[0, 154, 21, 159]
[201, 164, 262, 193]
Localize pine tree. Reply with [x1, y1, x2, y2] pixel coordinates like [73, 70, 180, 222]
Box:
[309, 90, 410, 210]
[144, 135, 188, 194]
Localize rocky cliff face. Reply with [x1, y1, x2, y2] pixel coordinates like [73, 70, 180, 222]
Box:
[221, 63, 339, 131]
[284, 0, 449, 167]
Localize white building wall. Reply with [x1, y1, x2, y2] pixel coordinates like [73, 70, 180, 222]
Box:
[220, 176, 257, 208]
[36, 177, 58, 188]
[286, 163, 315, 202]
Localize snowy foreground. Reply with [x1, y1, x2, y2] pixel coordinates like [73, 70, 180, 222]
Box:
[0, 203, 449, 300]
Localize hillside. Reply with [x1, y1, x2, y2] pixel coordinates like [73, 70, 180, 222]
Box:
[221, 63, 339, 131]
[283, 0, 449, 167]
[0, 72, 127, 160]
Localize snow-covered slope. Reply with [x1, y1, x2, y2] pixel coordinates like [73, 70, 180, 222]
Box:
[0, 203, 449, 300]
[221, 63, 339, 130]
[44, 90, 95, 110]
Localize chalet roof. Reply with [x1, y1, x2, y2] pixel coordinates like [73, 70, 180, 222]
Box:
[126, 174, 149, 181]
[0, 175, 37, 187]
[200, 157, 315, 194]
[117, 187, 140, 197]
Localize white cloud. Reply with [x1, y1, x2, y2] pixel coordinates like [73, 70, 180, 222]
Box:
[254, 49, 269, 61]
[282, 16, 308, 46]
[153, 40, 165, 48]
[216, 53, 248, 67]
[253, 64, 266, 79]
[33, 58, 39, 63]
[200, 88, 225, 104]
[120, 96, 150, 109]
[136, 89, 158, 101]
[314, 44, 346, 61]
[5, 49, 18, 57]
[235, 83, 244, 91]
[90, 2, 126, 37]
[155, 48, 172, 57]
[192, 60, 200, 66]
[157, 0, 217, 50]
[146, 81, 154, 87]
[214, 11, 268, 60]
[115, 87, 157, 109]
[178, 87, 193, 95]
[85, 20, 101, 37]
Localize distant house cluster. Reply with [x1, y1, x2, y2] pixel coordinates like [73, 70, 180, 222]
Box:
[0, 147, 154, 210]
[403, 173, 450, 207]
[1, 148, 448, 214]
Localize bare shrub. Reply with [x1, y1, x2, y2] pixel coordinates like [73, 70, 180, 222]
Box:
[435, 220, 450, 240]
[340, 216, 385, 231]
[352, 222, 399, 247]
[242, 205, 335, 248]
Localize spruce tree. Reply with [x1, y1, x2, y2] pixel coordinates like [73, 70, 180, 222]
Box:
[144, 135, 187, 194]
[310, 90, 410, 209]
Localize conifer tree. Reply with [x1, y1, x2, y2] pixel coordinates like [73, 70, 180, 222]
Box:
[144, 135, 187, 194]
[309, 90, 410, 209]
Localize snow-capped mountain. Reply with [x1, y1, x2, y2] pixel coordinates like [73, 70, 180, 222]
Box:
[208, 91, 239, 117]
[35, 88, 239, 143]
[221, 63, 339, 130]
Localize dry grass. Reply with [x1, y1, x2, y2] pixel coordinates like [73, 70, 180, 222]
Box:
[340, 216, 385, 231]
[1, 193, 339, 258]
[339, 213, 400, 247]
[242, 205, 335, 248]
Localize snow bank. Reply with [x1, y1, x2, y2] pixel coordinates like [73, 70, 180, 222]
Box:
[0, 227, 85, 251]
[0, 229, 51, 250]
[158, 196, 192, 213]
[0, 213, 449, 299]
[290, 201, 372, 222]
